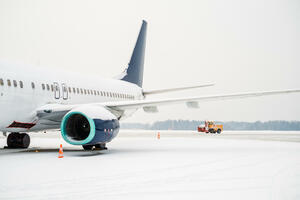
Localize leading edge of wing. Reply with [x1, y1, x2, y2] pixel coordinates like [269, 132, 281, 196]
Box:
[103, 89, 300, 109]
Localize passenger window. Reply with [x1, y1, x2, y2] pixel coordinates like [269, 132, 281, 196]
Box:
[19, 81, 23, 88]
[13, 80, 17, 87]
[84, 89, 86, 94]
[73, 88, 76, 93]
[46, 84, 50, 91]
[77, 88, 80, 94]
[7, 79, 11, 87]
[97, 91, 99, 95]
[87, 90, 90, 95]
[0, 78, 3, 86]
[80, 88, 83, 94]
[31, 82, 35, 89]
[68, 87, 71, 93]
[51, 85, 54, 91]
[94, 90, 97, 95]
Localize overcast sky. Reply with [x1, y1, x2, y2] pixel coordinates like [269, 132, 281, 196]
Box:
[0, 0, 299, 123]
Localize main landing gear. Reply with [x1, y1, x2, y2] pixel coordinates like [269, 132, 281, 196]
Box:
[82, 143, 107, 151]
[6, 132, 30, 148]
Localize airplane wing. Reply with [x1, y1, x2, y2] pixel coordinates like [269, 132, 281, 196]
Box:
[104, 89, 300, 111]
[37, 89, 300, 119]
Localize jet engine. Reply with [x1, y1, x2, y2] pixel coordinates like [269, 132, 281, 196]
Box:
[60, 106, 119, 145]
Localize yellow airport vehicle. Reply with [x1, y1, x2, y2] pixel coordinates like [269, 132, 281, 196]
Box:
[198, 121, 223, 134]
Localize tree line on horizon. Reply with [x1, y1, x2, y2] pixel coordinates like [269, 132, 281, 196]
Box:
[121, 120, 300, 131]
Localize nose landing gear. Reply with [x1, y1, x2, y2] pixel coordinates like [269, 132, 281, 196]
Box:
[6, 132, 30, 148]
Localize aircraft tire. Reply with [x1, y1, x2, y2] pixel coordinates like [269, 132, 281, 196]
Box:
[7, 132, 18, 148]
[20, 133, 30, 148]
[95, 143, 107, 150]
[82, 145, 94, 151]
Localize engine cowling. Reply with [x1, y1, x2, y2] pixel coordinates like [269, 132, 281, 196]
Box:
[60, 106, 120, 145]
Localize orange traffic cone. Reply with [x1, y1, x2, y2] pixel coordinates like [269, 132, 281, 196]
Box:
[58, 144, 64, 158]
[157, 132, 160, 139]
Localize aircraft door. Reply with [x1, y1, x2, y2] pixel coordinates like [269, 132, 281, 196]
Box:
[53, 82, 60, 99]
[62, 83, 68, 100]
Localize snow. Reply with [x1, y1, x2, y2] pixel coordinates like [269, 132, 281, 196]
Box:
[0, 131, 300, 200]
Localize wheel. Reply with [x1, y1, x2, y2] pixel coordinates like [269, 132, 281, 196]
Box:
[209, 129, 216, 134]
[95, 143, 107, 150]
[217, 129, 221, 134]
[82, 145, 94, 150]
[7, 132, 30, 148]
[7, 133, 18, 148]
[20, 133, 30, 148]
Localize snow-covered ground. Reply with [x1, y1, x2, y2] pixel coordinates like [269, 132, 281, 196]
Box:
[0, 130, 300, 200]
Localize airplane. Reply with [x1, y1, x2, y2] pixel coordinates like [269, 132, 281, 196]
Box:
[0, 20, 299, 150]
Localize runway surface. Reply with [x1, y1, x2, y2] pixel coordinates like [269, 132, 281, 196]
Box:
[1, 130, 300, 200]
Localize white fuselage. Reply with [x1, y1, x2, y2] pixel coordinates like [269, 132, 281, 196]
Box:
[0, 61, 143, 133]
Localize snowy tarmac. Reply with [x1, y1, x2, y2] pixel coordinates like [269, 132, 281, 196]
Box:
[1, 130, 300, 200]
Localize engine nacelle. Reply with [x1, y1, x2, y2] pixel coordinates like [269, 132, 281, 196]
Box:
[60, 106, 119, 145]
